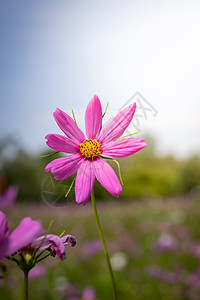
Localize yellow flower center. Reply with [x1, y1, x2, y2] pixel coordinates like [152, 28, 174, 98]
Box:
[24, 253, 32, 263]
[80, 139, 101, 160]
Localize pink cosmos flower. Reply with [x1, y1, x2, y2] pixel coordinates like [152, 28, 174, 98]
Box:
[0, 211, 43, 260]
[0, 211, 76, 261]
[0, 185, 18, 210]
[33, 234, 76, 260]
[45, 95, 147, 205]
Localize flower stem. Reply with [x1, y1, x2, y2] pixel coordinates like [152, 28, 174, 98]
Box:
[36, 251, 53, 263]
[24, 270, 29, 300]
[91, 189, 117, 300]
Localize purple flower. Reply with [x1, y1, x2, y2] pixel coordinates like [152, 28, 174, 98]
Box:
[33, 234, 76, 260]
[0, 211, 43, 260]
[192, 243, 200, 258]
[45, 95, 147, 205]
[82, 286, 96, 300]
[82, 239, 103, 258]
[0, 185, 18, 210]
[154, 233, 178, 253]
[0, 211, 76, 262]
[146, 266, 183, 284]
[187, 267, 200, 286]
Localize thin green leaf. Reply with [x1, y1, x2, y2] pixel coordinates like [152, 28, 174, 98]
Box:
[102, 102, 109, 118]
[41, 151, 59, 158]
[72, 109, 77, 125]
[115, 132, 138, 140]
[34, 220, 54, 259]
[65, 177, 75, 198]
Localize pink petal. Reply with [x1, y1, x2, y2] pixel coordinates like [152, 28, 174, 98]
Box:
[45, 134, 79, 153]
[0, 211, 10, 236]
[75, 159, 95, 205]
[34, 234, 66, 260]
[29, 265, 46, 280]
[98, 103, 136, 144]
[53, 108, 85, 143]
[0, 185, 18, 210]
[32, 236, 49, 251]
[85, 95, 102, 139]
[101, 138, 147, 158]
[34, 235, 76, 255]
[82, 286, 96, 300]
[0, 212, 10, 259]
[8, 217, 43, 256]
[61, 235, 76, 247]
[93, 157, 122, 197]
[45, 153, 84, 180]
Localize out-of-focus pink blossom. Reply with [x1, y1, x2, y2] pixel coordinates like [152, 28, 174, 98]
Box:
[0, 185, 18, 210]
[154, 233, 178, 253]
[82, 286, 96, 300]
[29, 265, 46, 280]
[192, 243, 200, 258]
[45, 95, 147, 205]
[187, 267, 200, 286]
[82, 239, 103, 258]
[64, 284, 96, 300]
[146, 266, 183, 284]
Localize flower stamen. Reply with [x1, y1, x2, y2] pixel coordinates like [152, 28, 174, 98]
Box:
[80, 139, 101, 160]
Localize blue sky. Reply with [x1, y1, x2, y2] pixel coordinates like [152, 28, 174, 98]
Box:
[0, 0, 200, 157]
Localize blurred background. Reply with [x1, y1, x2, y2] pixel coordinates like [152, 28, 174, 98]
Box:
[0, 0, 200, 299]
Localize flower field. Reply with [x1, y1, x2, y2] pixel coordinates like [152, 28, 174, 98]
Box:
[1, 196, 200, 300]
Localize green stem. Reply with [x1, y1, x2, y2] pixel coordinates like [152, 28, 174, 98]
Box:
[91, 189, 117, 300]
[36, 251, 53, 263]
[24, 271, 29, 300]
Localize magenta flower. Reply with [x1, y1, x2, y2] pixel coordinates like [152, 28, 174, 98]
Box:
[0, 211, 76, 261]
[0, 211, 43, 260]
[0, 213, 76, 300]
[33, 234, 76, 260]
[0, 185, 18, 210]
[45, 95, 147, 205]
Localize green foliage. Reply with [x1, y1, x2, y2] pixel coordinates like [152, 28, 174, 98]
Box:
[122, 149, 182, 198]
[0, 137, 200, 202]
[5, 151, 42, 202]
[180, 156, 200, 194]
